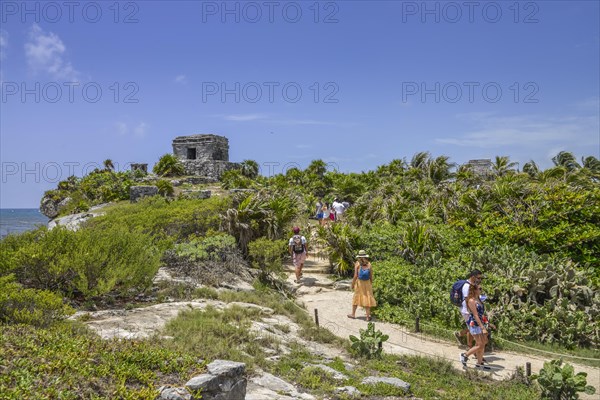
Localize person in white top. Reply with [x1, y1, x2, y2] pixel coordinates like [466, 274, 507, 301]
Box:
[321, 203, 330, 226]
[331, 198, 345, 221]
[454, 270, 483, 349]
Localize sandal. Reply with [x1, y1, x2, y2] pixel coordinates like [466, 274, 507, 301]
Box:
[366, 317, 372, 321]
[347, 314, 355, 319]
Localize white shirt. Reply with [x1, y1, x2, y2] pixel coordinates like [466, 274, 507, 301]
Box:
[460, 281, 472, 315]
[332, 201, 345, 214]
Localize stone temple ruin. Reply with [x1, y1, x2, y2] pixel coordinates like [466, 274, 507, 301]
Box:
[172, 134, 240, 181]
[466, 159, 492, 176]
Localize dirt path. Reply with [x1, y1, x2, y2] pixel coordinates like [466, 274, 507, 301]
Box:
[286, 248, 599, 399]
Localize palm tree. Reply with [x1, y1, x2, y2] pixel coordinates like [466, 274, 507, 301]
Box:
[406, 151, 431, 180]
[239, 159, 260, 179]
[522, 160, 539, 178]
[551, 151, 580, 172]
[103, 159, 114, 172]
[492, 156, 518, 176]
[410, 151, 430, 170]
[376, 159, 406, 177]
[427, 155, 456, 184]
[581, 156, 600, 173]
[305, 159, 328, 178]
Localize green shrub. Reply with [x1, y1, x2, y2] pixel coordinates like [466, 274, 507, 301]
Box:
[153, 154, 185, 177]
[41, 170, 134, 216]
[0, 275, 74, 326]
[1, 225, 160, 299]
[88, 195, 230, 242]
[349, 322, 389, 359]
[156, 179, 175, 197]
[532, 359, 596, 399]
[166, 232, 246, 286]
[175, 233, 238, 261]
[248, 237, 287, 279]
[220, 169, 252, 189]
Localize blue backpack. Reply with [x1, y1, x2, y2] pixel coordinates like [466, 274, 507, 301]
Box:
[450, 280, 468, 307]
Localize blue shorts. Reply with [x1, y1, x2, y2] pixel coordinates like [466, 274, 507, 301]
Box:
[469, 325, 483, 335]
[317, 212, 324, 219]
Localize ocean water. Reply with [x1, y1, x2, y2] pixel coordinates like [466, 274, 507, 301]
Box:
[0, 209, 49, 238]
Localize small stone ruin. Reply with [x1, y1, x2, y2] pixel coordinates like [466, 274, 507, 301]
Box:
[130, 163, 148, 174]
[172, 134, 240, 181]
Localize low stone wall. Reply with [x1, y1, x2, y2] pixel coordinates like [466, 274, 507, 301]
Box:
[181, 190, 211, 199]
[130, 186, 158, 202]
[182, 161, 240, 181]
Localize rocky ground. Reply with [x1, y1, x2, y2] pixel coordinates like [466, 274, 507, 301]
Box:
[66, 239, 598, 399]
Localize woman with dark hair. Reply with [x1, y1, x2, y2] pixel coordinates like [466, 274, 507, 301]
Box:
[459, 284, 490, 370]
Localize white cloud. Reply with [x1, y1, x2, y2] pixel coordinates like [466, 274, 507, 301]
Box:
[215, 113, 352, 127]
[174, 74, 188, 84]
[271, 118, 344, 126]
[115, 121, 148, 137]
[223, 113, 268, 121]
[25, 24, 79, 80]
[575, 97, 600, 111]
[0, 30, 7, 60]
[437, 113, 598, 149]
[134, 122, 148, 137]
[435, 111, 599, 167]
[116, 122, 129, 135]
[0, 30, 7, 82]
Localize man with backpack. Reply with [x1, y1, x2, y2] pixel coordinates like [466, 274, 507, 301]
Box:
[451, 269, 484, 349]
[289, 226, 308, 283]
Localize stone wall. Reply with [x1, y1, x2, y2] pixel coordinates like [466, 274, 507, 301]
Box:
[130, 186, 158, 202]
[172, 134, 229, 162]
[466, 159, 492, 176]
[182, 160, 240, 181]
[130, 163, 148, 174]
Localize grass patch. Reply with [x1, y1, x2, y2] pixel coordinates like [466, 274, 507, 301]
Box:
[0, 322, 200, 400]
[214, 282, 347, 347]
[161, 305, 271, 373]
[270, 350, 539, 399]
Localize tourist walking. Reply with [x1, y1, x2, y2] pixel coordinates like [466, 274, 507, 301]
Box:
[321, 203, 330, 226]
[332, 198, 345, 222]
[348, 250, 377, 321]
[460, 284, 491, 370]
[315, 198, 323, 222]
[454, 269, 483, 349]
[288, 226, 308, 283]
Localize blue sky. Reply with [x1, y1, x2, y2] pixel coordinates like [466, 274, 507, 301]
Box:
[1, 1, 599, 208]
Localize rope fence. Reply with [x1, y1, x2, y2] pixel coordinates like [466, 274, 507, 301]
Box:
[384, 313, 600, 362]
[314, 312, 524, 375]
[274, 281, 598, 382]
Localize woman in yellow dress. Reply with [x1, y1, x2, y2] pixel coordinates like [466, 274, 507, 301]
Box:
[347, 250, 377, 321]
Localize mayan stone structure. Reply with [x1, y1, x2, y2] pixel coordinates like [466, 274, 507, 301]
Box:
[466, 159, 492, 176]
[130, 163, 148, 174]
[172, 134, 240, 181]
